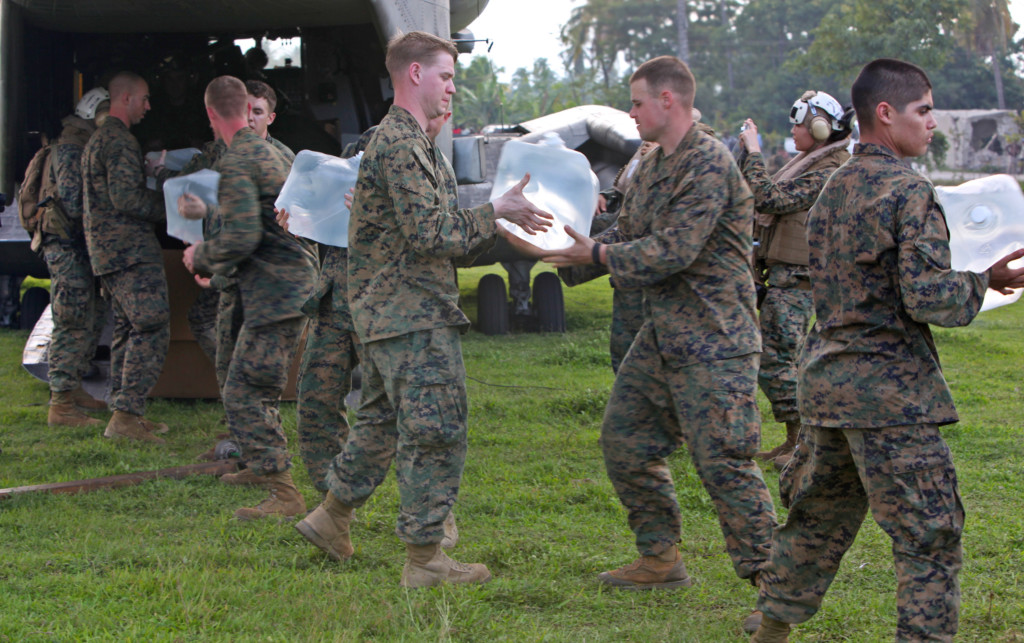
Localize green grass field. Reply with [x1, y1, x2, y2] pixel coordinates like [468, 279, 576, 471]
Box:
[1, 266, 1022, 642]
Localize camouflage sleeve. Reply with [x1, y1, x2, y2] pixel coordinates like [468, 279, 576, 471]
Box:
[155, 142, 220, 188]
[385, 138, 496, 258]
[741, 152, 831, 214]
[108, 142, 163, 222]
[192, 161, 261, 275]
[557, 222, 623, 286]
[606, 164, 730, 290]
[898, 182, 988, 327]
[54, 143, 84, 218]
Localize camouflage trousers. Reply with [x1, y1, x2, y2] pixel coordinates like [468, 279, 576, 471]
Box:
[214, 285, 243, 394]
[297, 289, 361, 493]
[187, 286, 219, 367]
[42, 241, 107, 393]
[758, 423, 963, 641]
[223, 315, 304, 476]
[601, 327, 776, 580]
[610, 287, 644, 374]
[758, 265, 813, 423]
[101, 262, 169, 416]
[326, 326, 467, 545]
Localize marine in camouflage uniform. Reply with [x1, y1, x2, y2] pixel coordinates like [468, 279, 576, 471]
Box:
[215, 135, 296, 396]
[155, 139, 228, 366]
[740, 134, 850, 465]
[592, 122, 775, 584]
[329, 104, 497, 545]
[192, 127, 315, 480]
[296, 245, 360, 494]
[294, 129, 373, 494]
[82, 109, 169, 426]
[558, 141, 658, 373]
[754, 142, 990, 641]
[46, 112, 109, 413]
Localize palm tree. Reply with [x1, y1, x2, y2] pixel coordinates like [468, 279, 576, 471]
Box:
[956, 0, 1018, 108]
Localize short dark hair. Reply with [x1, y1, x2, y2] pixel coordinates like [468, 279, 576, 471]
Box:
[205, 76, 248, 119]
[630, 56, 696, 107]
[385, 31, 458, 80]
[109, 71, 145, 102]
[245, 80, 278, 113]
[852, 58, 932, 128]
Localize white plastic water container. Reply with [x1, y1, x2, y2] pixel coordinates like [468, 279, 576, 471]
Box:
[490, 132, 599, 251]
[162, 169, 219, 245]
[145, 147, 201, 190]
[935, 174, 1024, 312]
[274, 150, 361, 248]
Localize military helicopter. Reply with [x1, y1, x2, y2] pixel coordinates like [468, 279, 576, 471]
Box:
[0, 0, 639, 398]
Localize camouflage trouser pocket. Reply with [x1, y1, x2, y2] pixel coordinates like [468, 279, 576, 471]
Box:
[398, 382, 466, 449]
[880, 432, 964, 550]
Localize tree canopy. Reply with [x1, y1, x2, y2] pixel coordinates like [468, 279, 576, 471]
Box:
[455, 0, 1024, 140]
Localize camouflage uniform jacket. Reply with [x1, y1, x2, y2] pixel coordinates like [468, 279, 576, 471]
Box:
[266, 134, 295, 163]
[82, 117, 165, 275]
[154, 139, 227, 188]
[742, 140, 850, 268]
[53, 115, 97, 243]
[348, 105, 497, 343]
[597, 124, 761, 367]
[192, 127, 316, 328]
[798, 143, 988, 428]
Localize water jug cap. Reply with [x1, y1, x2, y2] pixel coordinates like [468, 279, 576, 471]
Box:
[968, 205, 993, 226]
[539, 131, 566, 147]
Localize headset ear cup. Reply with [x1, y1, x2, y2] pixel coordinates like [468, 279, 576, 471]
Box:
[809, 116, 831, 142]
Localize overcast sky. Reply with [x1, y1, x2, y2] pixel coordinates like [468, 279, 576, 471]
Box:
[467, 0, 1024, 82]
[465, 0, 580, 80]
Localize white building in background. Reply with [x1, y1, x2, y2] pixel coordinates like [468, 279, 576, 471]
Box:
[932, 109, 1022, 174]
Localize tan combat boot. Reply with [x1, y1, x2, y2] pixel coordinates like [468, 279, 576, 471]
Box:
[755, 420, 800, 462]
[220, 468, 271, 486]
[750, 616, 791, 643]
[400, 543, 491, 588]
[48, 391, 103, 428]
[234, 470, 307, 521]
[440, 511, 459, 550]
[103, 410, 165, 444]
[69, 386, 108, 411]
[597, 546, 694, 590]
[743, 610, 763, 634]
[295, 493, 355, 561]
[773, 421, 803, 470]
[139, 416, 170, 435]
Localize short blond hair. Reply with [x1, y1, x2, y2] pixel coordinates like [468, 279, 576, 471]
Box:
[631, 56, 696, 108]
[385, 31, 458, 80]
[204, 76, 248, 119]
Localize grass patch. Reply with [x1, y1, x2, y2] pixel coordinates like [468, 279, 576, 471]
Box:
[0, 266, 1022, 640]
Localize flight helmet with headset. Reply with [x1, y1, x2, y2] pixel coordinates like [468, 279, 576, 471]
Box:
[789, 90, 845, 142]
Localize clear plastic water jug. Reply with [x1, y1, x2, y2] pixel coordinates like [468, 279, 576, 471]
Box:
[162, 169, 219, 245]
[490, 132, 599, 251]
[274, 150, 361, 248]
[935, 174, 1024, 311]
[145, 147, 201, 190]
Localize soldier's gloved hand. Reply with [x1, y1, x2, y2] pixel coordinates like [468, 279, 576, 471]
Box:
[178, 193, 208, 220]
[492, 173, 554, 235]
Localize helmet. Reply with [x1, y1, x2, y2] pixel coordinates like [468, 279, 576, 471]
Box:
[75, 88, 110, 120]
[789, 90, 845, 141]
